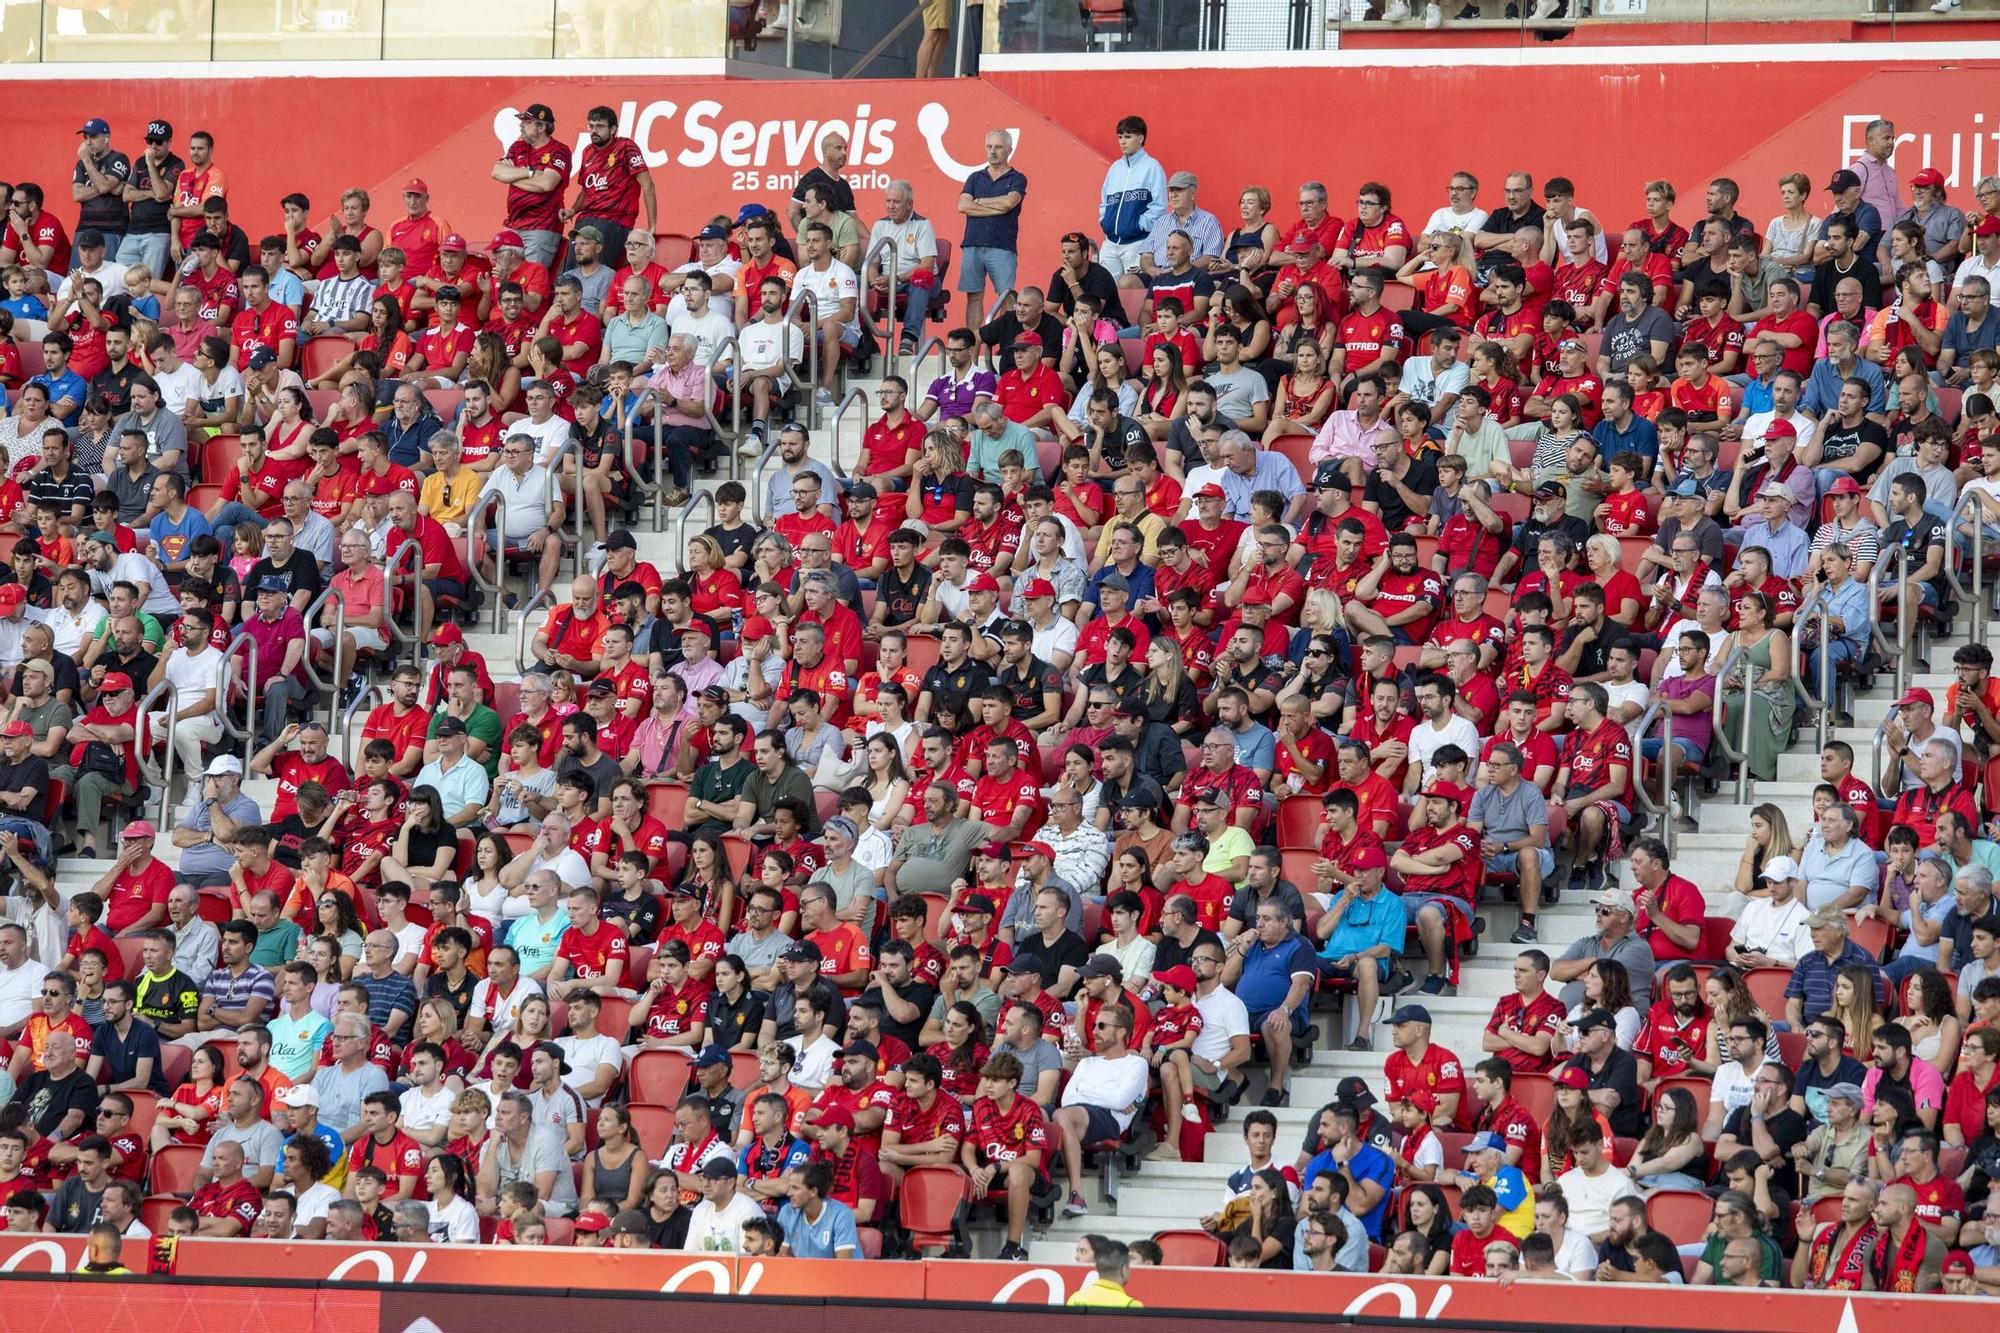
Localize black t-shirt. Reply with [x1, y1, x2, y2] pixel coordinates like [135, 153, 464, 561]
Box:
[21, 1067, 100, 1136]
[402, 822, 458, 876]
[703, 987, 767, 1052]
[0, 568, 53, 610]
[554, 752, 625, 807]
[1046, 262, 1124, 321]
[876, 563, 933, 627]
[1884, 514, 1949, 601]
[248, 553, 324, 605]
[25, 468, 97, 519]
[74, 151, 133, 231]
[12, 651, 80, 705]
[877, 980, 937, 1049]
[978, 309, 1065, 357]
[1011, 928, 1091, 984]
[1089, 415, 1151, 469]
[1809, 257, 1883, 317]
[791, 167, 856, 217]
[600, 888, 664, 946]
[1075, 661, 1145, 709]
[1719, 1103, 1808, 1159]
[423, 967, 477, 1026]
[1812, 418, 1890, 480]
[996, 655, 1062, 722]
[1566, 1049, 1643, 1137]
[90, 365, 141, 418]
[920, 656, 993, 719]
[1508, 513, 1592, 562]
[770, 975, 845, 1043]
[1153, 926, 1221, 975]
[1559, 622, 1632, 680]
[1363, 454, 1438, 534]
[0, 754, 51, 807]
[126, 151, 184, 235]
[704, 521, 762, 573]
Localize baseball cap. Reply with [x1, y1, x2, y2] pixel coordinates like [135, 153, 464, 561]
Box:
[693, 1045, 731, 1071]
[608, 1210, 651, 1237]
[490, 229, 526, 252]
[145, 119, 172, 142]
[1008, 333, 1043, 351]
[1420, 781, 1471, 808]
[1347, 842, 1388, 873]
[99, 672, 133, 694]
[1167, 170, 1198, 188]
[1388, 1004, 1432, 1026]
[1552, 1064, 1590, 1090]
[1589, 886, 1636, 914]
[573, 1212, 610, 1234]
[698, 1156, 739, 1179]
[815, 1105, 857, 1131]
[402, 177, 429, 196]
[532, 1041, 571, 1074]
[76, 230, 105, 250]
[277, 1084, 320, 1109]
[740, 616, 774, 641]
[1943, 1249, 1976, 1276]
[1978, 214, 2000, 239]
[1759, 854, 1801, 881]
[836, 1040, 878, 1064]
[1761, 419, 1797, 441]
[1078, 954, 1122, 981]
[1310, 460, 1348, 490]
[696, 223, 729, 241]
[246, 347, 276, 370]
[254, 575, 289, 595]
[1334, 1076, 1376, 1109]
[668, 883, 700, 900]
[1825, 1081, 1865, 1106]
[960, 892, 996, 916]
[779, 940, 822, 963]
[1017, 841, 1056, 862]
[78, 117, 110, 136]
[1401, 1088, 1438, 1115]
[440, 233, 468, 253]
[1668, 477, 1700, 498]
[121, 820, 156, 841]
[586, 678, 617, 699]
[204, 755, 243, 776]
[18, 659, 52, 680]
[1465, 1130, 1507, 1155]
[1532, 480, 1566, 500]
[604, 530, 638, 551]
[1826, 475, 1863, 496]
[847, 480, 877, 501]
[1911, 167, 1946, 190]
[433, 623, 464, 647]
[966, 572, 1001, 595]
[434, 716, 468, 737]
[0, 722, 32, 739]
[1896, 686, 1936, 709]
[1193, 482, 1227, 500]
[1805, 907, 1847, 931]
[1572, 1008, 1616, 1034]
[570, 224, 605, 245]
[0, 586, 23, 611]
[1190, 786, 1225, 807]
[734, 203, 771, 225]
[1826, 169, 1862, 192]
[1021, 578, 1056, 600]
[978, 840, 1012, 860]
[520, 103, 556, 126]
[1153, 964, 1198, 993]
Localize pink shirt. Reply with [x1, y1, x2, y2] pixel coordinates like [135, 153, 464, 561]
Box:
[1309, 409, 1396, 465]
[1861, 1056, 1946, 1119]
[329, 565, 388, 628]
[648, 359, 710, 429]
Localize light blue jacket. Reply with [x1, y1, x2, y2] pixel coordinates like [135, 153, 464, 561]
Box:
[1099, 150, 1166, 246]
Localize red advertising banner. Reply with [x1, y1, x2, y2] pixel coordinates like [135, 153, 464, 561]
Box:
[5, 56, 2000, 290]
[0, 1232, 1984, 1329]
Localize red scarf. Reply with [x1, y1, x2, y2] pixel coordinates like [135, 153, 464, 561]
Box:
[1868, 1221, 1929, 1293]
[1807, 1220, 1877, 1290]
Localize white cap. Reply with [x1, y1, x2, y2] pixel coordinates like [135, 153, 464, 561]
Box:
[205, 754, 244, 777]
[276, 1083, 319, 1108]
[1761, 854, 1801, 881]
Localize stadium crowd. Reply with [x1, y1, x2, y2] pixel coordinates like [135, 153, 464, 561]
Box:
[0, 101, 1996, 1297]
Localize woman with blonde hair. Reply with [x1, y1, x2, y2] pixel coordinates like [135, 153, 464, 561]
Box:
[1397, 231, 1478, 343]
[907, 427, 974, 533]
[1764, 172, 1821, 284]
[1732, 803, 1798, 905]
[1140, 637, 1203, 735]
[1226, 186, 1281, 292]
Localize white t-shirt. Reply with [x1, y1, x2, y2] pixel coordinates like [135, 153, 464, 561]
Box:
[479, 465, 553, 540]
[792, 259, 861, 337]
[57, 261, 128, 302]
[1191, 983, 1251, 1065]
[293, 1180, 342, 1235]
[1603, 679, 1651, 748]
[1410, 715, 1481, 786]
[468, 973, 542, 1037]
[0, 958, 50, 1029]
[104, 550, 180, 618]
[163, 645, 226, 713]
[669, 308, 735, 368]
[1030, 614, 1079, 666]
[427, 1193, 481, 1242]
[792, 1032, 839, 1090]
[399, 1081, 457, 1136]
[681, 1191, 766, 1253]
[1710, 1058, 1758, 1119]
[558, 1032, 625, 1108]
[1421, 205, 1491, 241]
[1554, 1163, 1636, 1238]
[1397, 356, 1471, 412]
[665, 257, 743, 320]
[866, 215, 939, 283]
[391, 920, 428, 966]
[737, 317, 804, 376]
[150, 362, 206, 416]
[512, 413, 572, 470]
[40, 598, 106, 660]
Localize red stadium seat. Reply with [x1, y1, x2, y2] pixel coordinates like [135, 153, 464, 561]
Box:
[202, 432, 244, 483]
[1644, 1189, 1715, 1246]
[157, 1043, 192, 1091]
[541, 1216, 575, 1247]
[1510, 1072, 1554, 1127]
[149, 1143, 205, 1195]
[115, 936, 148, 978]
[1848, 914, 1891, 961]
[122, 1090, 160, 1143]
[627, 1050, 692, 1107]
[1742, 967, 1791, 1020]
[301, 340, 349, 380]
[1271, 435, 1315, 480]
[1281, 848, 1324, 894]
[1654, 1075, 1714, 1126]
[628, 1102, 674, 1160]
[720, 834, 755, 880]
[728, 1049, 762, 1090]
[1275, 796, 1322, 850]
[900, 1165, 970, 1253]
[645, 784, 688, 828]
[1151, 1228, 1227, 1267]
[140, 1193, 184, 1235]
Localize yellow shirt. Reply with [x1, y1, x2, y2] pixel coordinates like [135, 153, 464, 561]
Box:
[1067, 1277, 1143, 1307]
[419, 464, 481, 527]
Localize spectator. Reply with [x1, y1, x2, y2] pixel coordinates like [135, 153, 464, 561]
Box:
[1866, 1182, 1945, 1292]
[1863, 1022, 1947, 1138]
[1562, 1008, 1644, 1138]
[1555, 1130, 1636, 1243]
[1221, 898, 1318, 1106]
[1726, 856, 1812, 968]
[1300, 1101, 1393, 1243]
[1786, 908, 1884, 1030]
[1553, 887, 1656, 1013]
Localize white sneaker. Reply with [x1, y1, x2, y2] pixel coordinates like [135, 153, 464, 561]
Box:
[1382, 0, 1411, 19]
[1931, 0, 1962, 11]
[813, 387, 837, 407]
[1531, 0, 1560, 15]
[1424, 2, 1443, 26]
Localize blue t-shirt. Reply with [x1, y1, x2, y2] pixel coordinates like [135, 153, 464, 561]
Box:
[1593, 413, 1660, 475]
[960, 167, 1028, 252]
[1235, 932, 1318, 1015]
[1304, 1142, 1396, 1240]
[1, 295, 47, 321]
[1318, 889, 1409, 975]
[148, 505, 214, 567]
[30, 369, 86, 423]
[778, 1196, 860, 1258]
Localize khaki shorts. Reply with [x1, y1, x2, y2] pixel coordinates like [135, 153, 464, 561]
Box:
[921, 0, 950, 28]
[1192, 1061, 1225, 1092]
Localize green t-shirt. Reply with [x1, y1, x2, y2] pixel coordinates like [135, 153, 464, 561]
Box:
[93, 610, 165, 652]
[427, 704, 504, 779]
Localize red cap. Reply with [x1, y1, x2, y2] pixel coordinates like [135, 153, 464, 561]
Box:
[1193, 483, 1227, 500]
[432, 623, 464, 646]
[815, 1105, 856, 1131]
[402, 177, 430, 196]
[0, 721, 31, 739]
[1153, 964, 1198, 994]
[1552, 1065, 1591, 1090]
[1402, 1088, 1439, 1113]
[978, 841, 1011, 860]
[121, 819, 156, 841]
[1348, 842, 1388, 873]
[1825, 476, 1863, 496]
[1911, 167, 1946, 190]
[740, 616, 774, 640]
[1896, 686, 1936, 709]
[0, 585, 22, 611]
[1419, 781, 1472, 808]
[489, 229, 526, 251]
[1021, 578, 1056, 600]
[1016, 841, 1056, 862]
[440, 233, 468, 253]
[573, 1211, 611, 1234]
[1761, 418, 1797, 441]
[1977, 214, 2000, 238]
[1008, 333, 1044, 351]
[9, 456, 35, 478]
[967, 573, 1001, 595]
[99, 671, 133, 693]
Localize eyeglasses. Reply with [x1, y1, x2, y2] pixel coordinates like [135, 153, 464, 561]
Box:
[1593, 907, 1615, 917]
[40, 988, 64, 997]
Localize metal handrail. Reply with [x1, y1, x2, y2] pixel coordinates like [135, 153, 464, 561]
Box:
[221, 628, 259, 769]
[514, 586, 559, 676]
[1789, 599, 1835, 753]
[1945, 487, 1994, 646]
[1640, 696, 1672, 852]
[464, 486, 511, 635]
[380, 536, 423, 671]
[706, 333, 748, 480]
[537, 430, 586, 579]
[1865, 541, 1912, 705]
[749, 439, 783, 526]
[907, 333, 948, 393]
[342, 683, 385, 768]
[857, 234, 903, 382]
[828, 387, 870, 480]
[1708, 643, 1758, 805]
[619, 405, 665, 534]
[784, 286, 822, 428]
[671, 490, 718, 578]
[133, 678, 181, 832]
[296, 586, 339, 703]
